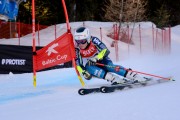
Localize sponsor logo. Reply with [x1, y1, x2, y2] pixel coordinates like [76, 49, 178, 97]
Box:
[82, 46, 96, 56]
[94, 69, 103, 77]
[42, 54, 68, 66]
[93, 38, 101, 45]
[80, 42, 97, 57]
[1, 59, 26, 65]
[46, 43, 58, 56]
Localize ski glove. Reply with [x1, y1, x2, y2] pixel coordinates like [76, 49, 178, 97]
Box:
[77, 65, 92, 80]
[88, 57, 98, 66]
[88, 49, 108, 66]
[88, 60, 96, 66]
[82, 70, 92, 80]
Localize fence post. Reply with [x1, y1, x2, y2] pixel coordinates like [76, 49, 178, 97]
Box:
[9, 21, 11, 38]
[169, 26, 171, 53]
[162, 28, 164, 54]
[139, 24, 142, 54]
[55, 24, 57, 39]
[155, 28, 158, 52]
[113, 24, 115, 40]
[113, 24, 117, 40]
[18, 20, 20, 45]
[127, 24, 130, 55]
[165, 29, 167, 53]
[115, 24, 118, 40]
[38, 21, 40, 46]
[100, 27, 102, 41]
[114, 41, 119, 62]
[152, 24, 155, 52]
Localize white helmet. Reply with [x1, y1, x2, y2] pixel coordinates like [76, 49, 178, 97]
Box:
[74, 27, 91, 43]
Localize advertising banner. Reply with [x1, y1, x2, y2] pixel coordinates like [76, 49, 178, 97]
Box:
[0, 44, 32, 74]
[0, 44, 72, 74]
[35, 32, 75, 71]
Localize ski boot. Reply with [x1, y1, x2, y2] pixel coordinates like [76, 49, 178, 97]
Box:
[125, 70, 147, 84]
[105, 72, 126, 85]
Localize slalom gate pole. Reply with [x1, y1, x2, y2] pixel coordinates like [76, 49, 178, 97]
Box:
[32, 0, 36, 88]
[95, 63, 174, 81]
[72, 58, 85, 87]
[61, 0, 85, 87]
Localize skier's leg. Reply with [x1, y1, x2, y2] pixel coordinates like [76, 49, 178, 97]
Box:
[124, 69, 147, 83]
[104, 72, 126, 84]
[85, 65, 125, 84]
[100, 58, 147, 83]
[85, 65, 106, 79]
[100, 58, 127, 76]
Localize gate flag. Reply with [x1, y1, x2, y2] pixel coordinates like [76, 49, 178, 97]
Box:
[34, 32, 75, 71]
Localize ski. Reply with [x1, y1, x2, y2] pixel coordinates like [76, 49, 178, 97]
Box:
[100, 80, 150, 93]
[99, 77, 152, 93]
[100, 77, 173, 93]
[78, 77, 174, 95]
[100, 84, 129, 93]
[78, 84, 129, 95]
[78, 88, 100, 95]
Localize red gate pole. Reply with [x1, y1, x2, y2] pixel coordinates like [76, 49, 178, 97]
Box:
[100, 27, 102, 41]
[152, 24, 155, 52]
[162, 29, 164, 53]
[165, 28, 168, 53]
[155, 28, 158, 52]
[61, 0, 85, 87]
[139, 24, 142, 54]
[127, 24, 130, 55]
[115, 41, 119, 62]
[18, 20, 20, 45]
[169, 26, 171, 53]
[113, 25, 115, 40]
[62, 0, 70, 31]
[115, 24, 118, 40]
[38, 21, 40, 46]
[32, 0, 37, 87]
[55, 24, 57, 39]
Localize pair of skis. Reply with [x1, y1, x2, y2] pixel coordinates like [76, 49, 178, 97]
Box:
[78, 85, 126, 95]
[78, 77, 174, 95]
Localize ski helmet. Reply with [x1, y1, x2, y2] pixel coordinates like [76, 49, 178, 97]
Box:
[74, 27, 91, 44]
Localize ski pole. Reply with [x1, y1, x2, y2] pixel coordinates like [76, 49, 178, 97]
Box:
[72, 58, 85, 87]
[95, 63, 174, 81]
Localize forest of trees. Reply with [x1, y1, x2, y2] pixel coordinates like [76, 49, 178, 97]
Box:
[17, 0, 180, 28]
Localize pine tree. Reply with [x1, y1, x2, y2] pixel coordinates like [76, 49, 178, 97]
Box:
[153, 4, 170, 28]
[103, 0, 148, 22]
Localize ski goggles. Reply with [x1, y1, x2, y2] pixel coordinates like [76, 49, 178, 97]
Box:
[75, 39, 87, 44]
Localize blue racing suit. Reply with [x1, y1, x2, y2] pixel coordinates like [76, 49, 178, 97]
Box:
[75, 36, 127, 79]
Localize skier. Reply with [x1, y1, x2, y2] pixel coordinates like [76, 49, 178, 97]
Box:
[74, 27, 147, 85]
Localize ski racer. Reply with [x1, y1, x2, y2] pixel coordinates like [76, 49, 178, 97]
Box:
[74, 27, 147, 85]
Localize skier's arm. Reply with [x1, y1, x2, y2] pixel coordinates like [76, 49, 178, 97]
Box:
[77, 65, 92, 80]
[90, 37, 110, 61]
[75, 48, 92, 80]
[96, 49, 109, 60]
[75, 48, 84, 72]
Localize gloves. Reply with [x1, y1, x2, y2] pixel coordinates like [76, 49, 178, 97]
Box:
[89, 56, 98, 62]
[76, 65, 92, 80]
[88, 49, 109, 66]
[88, 60, 97, 66]
[88, 56, 98, 66]
[82, 70, 92, 80]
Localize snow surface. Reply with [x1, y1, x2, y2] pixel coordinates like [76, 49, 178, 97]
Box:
[0, 21, 180, 120]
